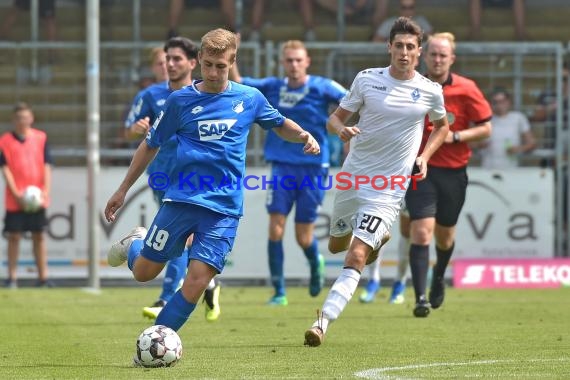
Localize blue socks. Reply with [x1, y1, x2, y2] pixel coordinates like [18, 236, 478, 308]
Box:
[159, 248, 189, 303]
[127, 239, 144, 270]
[303, 238, 319, 272]
[155, 290, 196, 331]
[268, 240, 285, 296]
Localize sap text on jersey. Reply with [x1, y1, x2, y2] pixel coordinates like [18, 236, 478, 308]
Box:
[198, 119, 237, 141]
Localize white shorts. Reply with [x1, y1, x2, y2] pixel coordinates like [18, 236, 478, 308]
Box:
[329, 189, 398, 250]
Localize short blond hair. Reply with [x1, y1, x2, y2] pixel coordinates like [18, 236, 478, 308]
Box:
[281, 40, 308, 56]
[427, 32, 456, 52]
[200, 28, 237, 62]
[148, 46, 164, 66]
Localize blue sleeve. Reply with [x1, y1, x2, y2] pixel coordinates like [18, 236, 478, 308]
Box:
[253, 91, 285, 130]
[124, 89, 153, 128]
[241, 76, 275, 93]
[146, 94, 178, 148]
[324, 79, 348, 103]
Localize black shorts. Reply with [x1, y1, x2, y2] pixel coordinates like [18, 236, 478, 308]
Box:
[3, 209, 47, 234]
[405, 166, 468, 227]
[14, 0, 56, 18]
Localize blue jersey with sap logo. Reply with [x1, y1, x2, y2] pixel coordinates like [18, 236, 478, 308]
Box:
[146, 80, 286, 217]
[242, 75, 347, 167]
[124, 81, 178, 176]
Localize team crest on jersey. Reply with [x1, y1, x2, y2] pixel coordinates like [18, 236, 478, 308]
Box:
[132, 98, 143, 116]
[335, 219, 348, 232]
[447, 112, 456, 125]
[198, 119, 237, 141]
[232, 100, 244, 114]
[191, 106, 203, 114]
[157, 99, 166, 107]
[278, 85, 309, 108]
[411, 88, 420, 102]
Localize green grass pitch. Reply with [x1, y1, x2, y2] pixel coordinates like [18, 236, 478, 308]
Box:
[1, 286, 569, 379]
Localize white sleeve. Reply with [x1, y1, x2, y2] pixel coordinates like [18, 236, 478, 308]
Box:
[518, 112, 531, 133]
[339, 72, 364, 113]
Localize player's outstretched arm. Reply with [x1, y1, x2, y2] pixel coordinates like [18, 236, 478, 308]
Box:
[273, 118, 320, 155]
[125, 117, 151, 141]
[327, 106, 360, 143]
[417, 116, 450, 179]
[446, 120, 491, 144]
[105, 141, 159, 222]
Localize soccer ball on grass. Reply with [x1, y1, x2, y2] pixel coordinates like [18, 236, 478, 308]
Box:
[135, 325, 183, 367]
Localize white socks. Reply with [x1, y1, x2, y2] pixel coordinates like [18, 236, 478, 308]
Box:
[368, 246, 383, 282]
[317, 267, 361, 333]
[397, 236, 410, 283]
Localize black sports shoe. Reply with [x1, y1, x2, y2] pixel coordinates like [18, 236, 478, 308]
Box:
[35, 280, 55, 288]
[429, 271, 445, 309]
[413, 295, 431, 318]
[151, 299, 166, 308]
[142, 299, 166, 320]
[203, 280, 221, 322]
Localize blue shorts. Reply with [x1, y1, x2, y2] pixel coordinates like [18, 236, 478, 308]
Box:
[265, 162, 328, 223]
[139, 202, 238, 273]
[152, 189, 165, 206]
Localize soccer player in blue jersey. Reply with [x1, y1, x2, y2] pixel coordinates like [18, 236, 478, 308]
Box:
[230, 40, 347, 306]
[104, 29, 320, 341]
[123, 47, 167, 142]
[124, 37, 222, 322]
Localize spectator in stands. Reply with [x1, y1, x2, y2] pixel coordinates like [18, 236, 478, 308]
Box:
[469, 0, 528, 41]
[0, 0, 57, 42]
[373, 0, 432, 42]
[247, 0, 320, 42]
[476, 88, 536, 169]
[530, 64, 569, 252]
[0, 102, 52, 289]
[309, 0, 389, 41]
[163, 0, 265, 40]
[531, 65, 569, 134]
[530, 64, 569, 167]
[296, 0, 317, 42]
[0, 0, 57, 62]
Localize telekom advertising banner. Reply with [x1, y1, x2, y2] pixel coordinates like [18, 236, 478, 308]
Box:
[453, 259, 570, 288]
[0, 167, 555, 280]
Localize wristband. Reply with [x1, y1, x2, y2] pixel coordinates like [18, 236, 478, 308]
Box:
[452, 131, 461, 143]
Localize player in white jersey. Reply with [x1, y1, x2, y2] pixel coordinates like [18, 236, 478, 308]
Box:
[304, 16, 449, 347]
